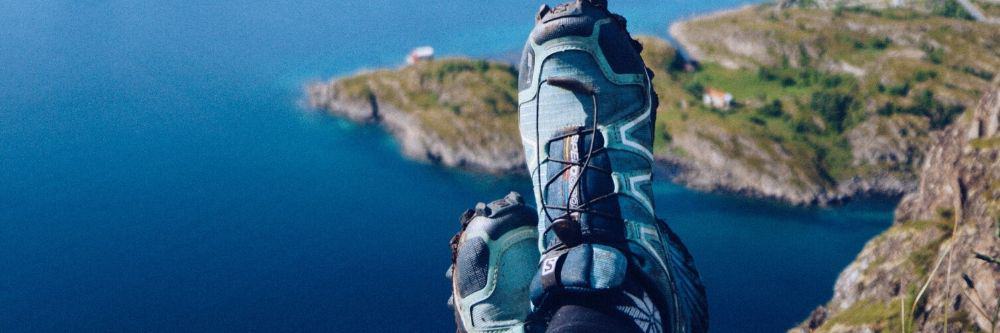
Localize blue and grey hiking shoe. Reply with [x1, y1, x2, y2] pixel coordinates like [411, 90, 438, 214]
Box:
[517, 1, 708, 332]
[448, 192, 540, 333]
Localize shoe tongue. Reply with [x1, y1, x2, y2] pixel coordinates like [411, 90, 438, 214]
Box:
[545, 128, 601, 215]
[543, 128, 621, 248]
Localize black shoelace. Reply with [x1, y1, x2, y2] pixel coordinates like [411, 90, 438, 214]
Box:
[536, 77, 622, 254]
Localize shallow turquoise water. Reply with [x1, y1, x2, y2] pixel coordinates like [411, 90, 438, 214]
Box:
[0, 1, 893, 332]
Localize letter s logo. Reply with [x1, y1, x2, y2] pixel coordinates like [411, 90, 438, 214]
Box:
[541, 257, 559, 275]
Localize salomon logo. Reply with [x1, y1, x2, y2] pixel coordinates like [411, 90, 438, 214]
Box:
[541, 257, 559, 275]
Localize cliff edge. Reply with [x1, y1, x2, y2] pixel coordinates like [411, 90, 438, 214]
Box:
[793, 86, 999, 332]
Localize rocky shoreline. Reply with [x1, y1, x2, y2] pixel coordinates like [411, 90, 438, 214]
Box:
[307, 4, 996, 206]
[307, 71, 914, 206]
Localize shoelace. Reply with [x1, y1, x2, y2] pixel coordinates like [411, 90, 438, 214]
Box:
[536, 77, 622, 255]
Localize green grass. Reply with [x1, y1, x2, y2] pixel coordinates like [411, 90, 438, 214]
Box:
[681, 64, 817, 101]
[641, 4, 997, 191]
[932, 0, 975, 20]
[970, 137, 1000, 150]
[817, 299, 904, 332]
[643, 39, 862, 184]
[335, 58, 520, 149]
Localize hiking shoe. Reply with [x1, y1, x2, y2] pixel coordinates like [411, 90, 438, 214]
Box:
[448, 192, 540, 333]
[516, 1, 708, 332]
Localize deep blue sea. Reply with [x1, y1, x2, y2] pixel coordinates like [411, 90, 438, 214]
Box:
[0, 1, 896, 332]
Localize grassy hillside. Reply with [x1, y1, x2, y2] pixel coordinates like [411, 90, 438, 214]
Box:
[655, 4, 998, 197]
[335, 59, 520, 147]
[308, 58, 525, 173]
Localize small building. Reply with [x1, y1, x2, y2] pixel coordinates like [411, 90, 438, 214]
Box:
[406, 46, 434, 65]
[703, 87, 733, 109]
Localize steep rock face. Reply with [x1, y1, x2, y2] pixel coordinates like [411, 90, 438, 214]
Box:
[656, 121, 837, 205]
[793, 87, 999, 332]
[307, 59, 525, 174]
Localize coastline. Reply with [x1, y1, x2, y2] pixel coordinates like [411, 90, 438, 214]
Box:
[305, 59, 526, 175]
[305, 2, 995, 206]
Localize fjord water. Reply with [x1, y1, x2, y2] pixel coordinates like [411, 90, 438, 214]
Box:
[0, 1, 895, 332]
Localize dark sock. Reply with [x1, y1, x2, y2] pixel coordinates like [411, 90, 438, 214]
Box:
[545, 301, 641, 333]
[541, 284, 665, 333]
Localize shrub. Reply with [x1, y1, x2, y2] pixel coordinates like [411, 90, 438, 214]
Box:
[933, 0, 974, 20]
[810, 91, 854, 132]
[758, 67, 779, 81]
[684, 81, 705, 98]
[870, 37, 892, 49]
[912, 90, 965, 129]
[798, 69, 819, 85]
[758, 99, 785, 117]
[913, 70, 938, 82]
[888, 81, 911, 96]
[962, 66, 995, 81]
[798, 0, 818, 8]
[794, 118, 821, 134]
[823, 75, 844, 88]
[661, 130, 673, 143]
[926, 47, 945, 64]
[877, 102, 901, 116]
[798, 44, 811, 67]
[877, 91, 965, 129]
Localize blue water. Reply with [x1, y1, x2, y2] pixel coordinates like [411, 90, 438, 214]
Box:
[0, 1, 895, 332]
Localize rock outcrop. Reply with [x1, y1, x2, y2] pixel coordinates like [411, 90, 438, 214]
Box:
[307, 59, 525, 174]
[792, 86, 999, 332]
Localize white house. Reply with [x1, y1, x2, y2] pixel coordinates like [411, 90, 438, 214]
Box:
[703, 87, 733, 109]
[406, 46, 434, 65]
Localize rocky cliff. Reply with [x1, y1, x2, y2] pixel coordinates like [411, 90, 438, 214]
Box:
[792, 86, 999, 332]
